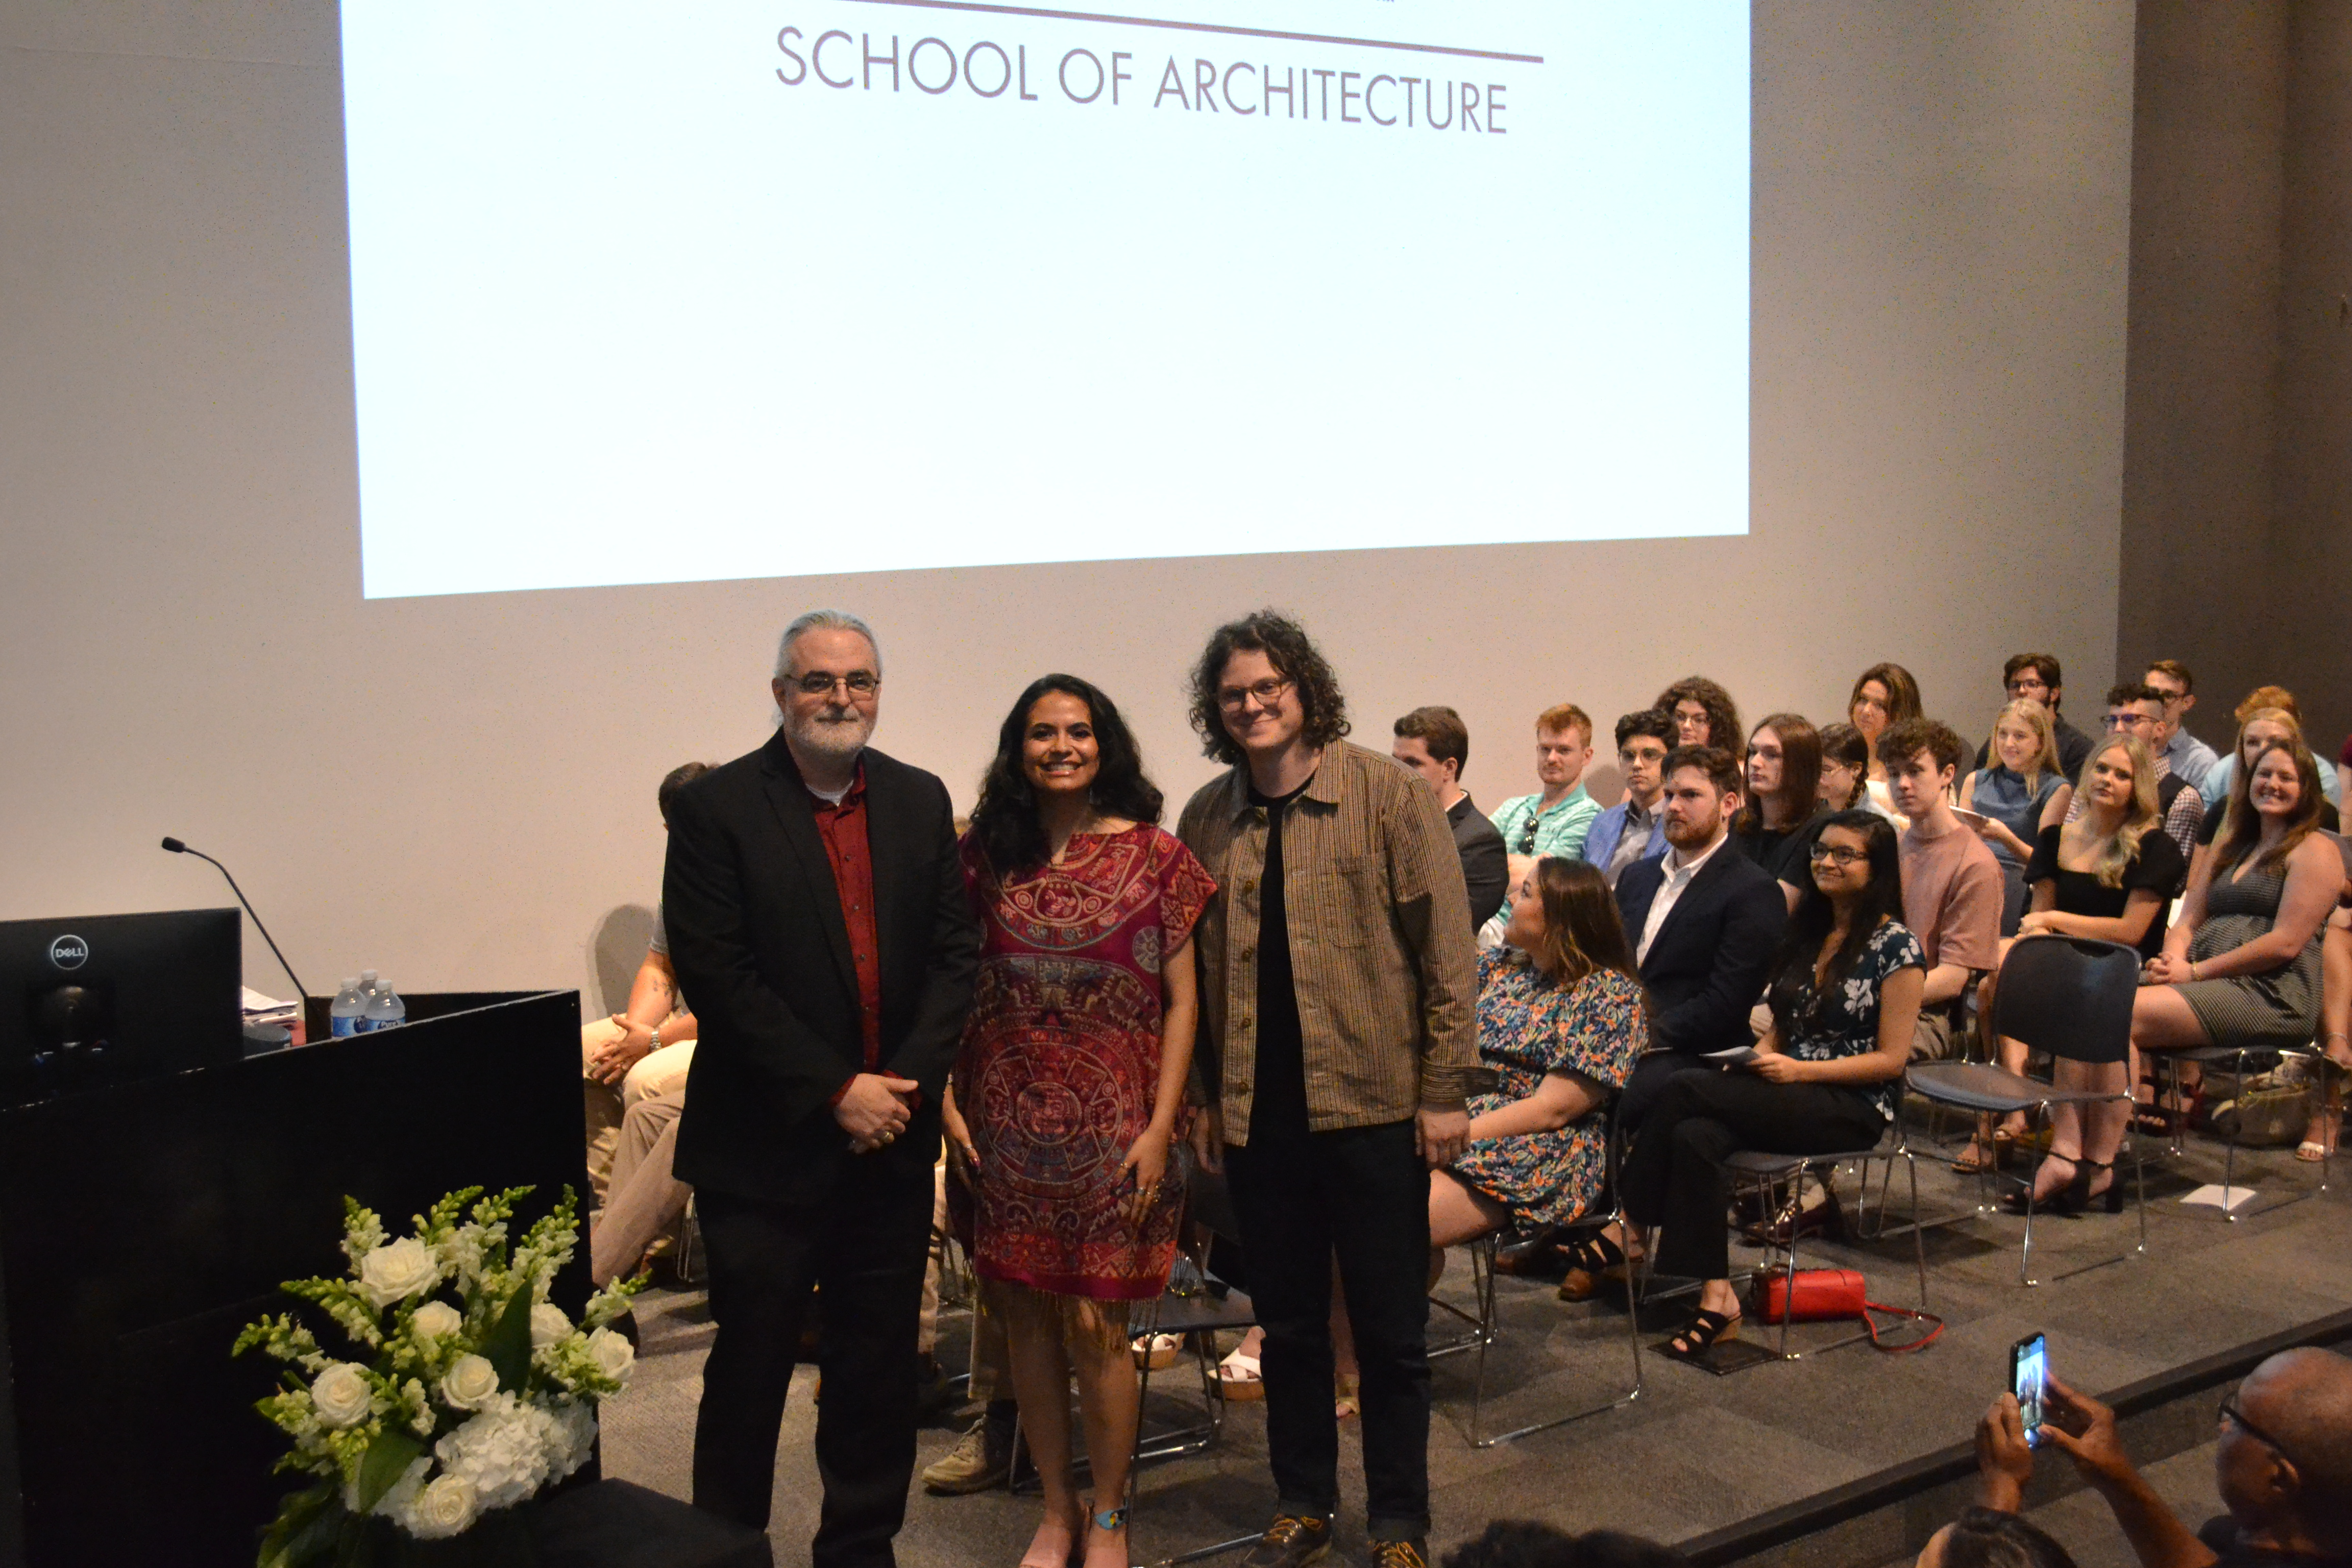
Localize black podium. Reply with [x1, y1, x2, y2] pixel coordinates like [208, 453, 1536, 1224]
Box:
[0, 991, 603, 1566]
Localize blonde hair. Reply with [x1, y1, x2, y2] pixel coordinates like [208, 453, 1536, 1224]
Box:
[2064, 734, 2160, 889]
[1986, 698, 2063, 793]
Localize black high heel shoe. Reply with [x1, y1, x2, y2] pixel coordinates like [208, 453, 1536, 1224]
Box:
[2001, 1155, 2075, 1215]
[2070, 1158, 2123, 1214]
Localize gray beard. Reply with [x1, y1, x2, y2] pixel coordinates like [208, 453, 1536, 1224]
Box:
[787, 711, 874, 761]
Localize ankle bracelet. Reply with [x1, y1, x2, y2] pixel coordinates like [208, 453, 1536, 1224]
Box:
[1094, 1507, 1128, 1532]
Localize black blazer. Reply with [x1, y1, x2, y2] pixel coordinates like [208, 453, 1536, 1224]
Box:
[1614, 845, 1786, 1058]
[664, 731, 981, 1205]
[1448, 794, 1509, 933]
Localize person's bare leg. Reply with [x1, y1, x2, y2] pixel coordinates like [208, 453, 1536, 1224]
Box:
[2304, 917, 2352, 1150]
[999, 1292, 1084, 1568]
[2078, 1060, 2131, 1194]
[2028, 1086, 2084, 1203]
[1069, 1307, 1142, 1568]
[2132, 987, 2214, 1123]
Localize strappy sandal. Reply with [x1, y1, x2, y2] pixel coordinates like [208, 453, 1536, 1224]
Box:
[1951, 1138, 2000, 1174]
[1662, 1307, 1742, 1362]
[2001, 1155, 2076, 1215]
[1215, 1346, 1264, 1402]
[1557, 1233, 1631, 1302]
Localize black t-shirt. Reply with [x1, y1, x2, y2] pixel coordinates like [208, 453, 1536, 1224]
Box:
[1734, 806, 1829, 891]
[2198, 1516, 2352, 1568]
[2024, 822, 2187, 959]
[1247, 776, 1315, 1140]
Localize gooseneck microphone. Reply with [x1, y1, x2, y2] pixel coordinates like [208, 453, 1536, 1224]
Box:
[161, 837, 311, 1003]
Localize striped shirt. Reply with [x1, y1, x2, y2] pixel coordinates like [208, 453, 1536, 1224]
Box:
[1177, 742, 1480, 1144]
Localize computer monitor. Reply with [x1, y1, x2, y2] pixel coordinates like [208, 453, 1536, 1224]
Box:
[0, 909, 242, 1107]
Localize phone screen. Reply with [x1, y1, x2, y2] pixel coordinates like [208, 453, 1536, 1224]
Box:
[2011, 1334, 2049, 1447]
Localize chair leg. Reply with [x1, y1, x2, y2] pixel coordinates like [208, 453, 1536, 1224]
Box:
[2019, 1104, 2047, 1288]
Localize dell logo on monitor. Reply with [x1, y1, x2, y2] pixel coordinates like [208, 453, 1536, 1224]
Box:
[48, 935, 89, 970]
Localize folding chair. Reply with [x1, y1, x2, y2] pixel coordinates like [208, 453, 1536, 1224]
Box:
[1721, 1122, 1929, 1361]
[1907, 935, 2147, 1285]
[2150, 1041, 2331, 1220]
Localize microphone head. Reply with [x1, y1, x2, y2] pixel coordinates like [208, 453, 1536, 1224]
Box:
[160, 837, 187, 854]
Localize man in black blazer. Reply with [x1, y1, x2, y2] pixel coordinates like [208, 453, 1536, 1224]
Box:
[663, 611, 979, 1563]
[1613, 746, 1787, 1129]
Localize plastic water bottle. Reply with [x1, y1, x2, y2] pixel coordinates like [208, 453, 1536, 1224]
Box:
[362, 981, 407, 1033]
[329, 978, 367, 1039]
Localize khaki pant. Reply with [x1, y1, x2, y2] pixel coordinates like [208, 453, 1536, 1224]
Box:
[581, 1020, 695, 1204]
[590, 1090, 689, 1285]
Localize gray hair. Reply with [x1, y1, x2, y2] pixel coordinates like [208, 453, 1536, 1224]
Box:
[774, 609, 881, 678]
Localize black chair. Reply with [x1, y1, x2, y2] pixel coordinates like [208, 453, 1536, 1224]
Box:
[2149, 1041, 2331, 1220]
[1907, 936, 2147, 1285]
[1717, 1123, 1928, 1362]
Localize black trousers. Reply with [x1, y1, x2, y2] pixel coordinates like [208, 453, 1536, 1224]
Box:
[692, 1160, 934, 1565]
[1616, 1048, 1708, 1133]
[1223, 1117, 1430, 1541]
[1620, 1068, 1885, 1284]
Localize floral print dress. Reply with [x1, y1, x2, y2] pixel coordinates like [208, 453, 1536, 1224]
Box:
[1448, 949, 1645, 1229]
[1766, 918, 1926, 1120]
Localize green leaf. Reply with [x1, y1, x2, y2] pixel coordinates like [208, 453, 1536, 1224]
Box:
[482, 1283, 535, 1394]
[351, 1426, 424, 1516]
[257, 1482, 339, 1568]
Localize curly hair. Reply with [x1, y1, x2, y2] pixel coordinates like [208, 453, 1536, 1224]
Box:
[1187, 610, 1350, 767]
[1652, 676, 1743, 752]
[968, 675, 1164, 875]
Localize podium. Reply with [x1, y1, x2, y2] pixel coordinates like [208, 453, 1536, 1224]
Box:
[0, 992, 591, 1567]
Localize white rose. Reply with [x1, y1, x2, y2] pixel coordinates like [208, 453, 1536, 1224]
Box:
[585, 1327, 634, 1384]
[311, 1362, 373, 1429]
[357, 1237, 440, 1310]
[439, 1353, 501, 1412]
[410, 1301, 462, 1343]
[529, 1303, 572, 1348]
[402, 1473, 480, 1540]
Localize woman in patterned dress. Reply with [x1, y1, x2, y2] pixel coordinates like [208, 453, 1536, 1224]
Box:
[951, 675, 1214, 1568]
[1431, 859, 1646, 1269]
[1616, 808, 1924, 1361]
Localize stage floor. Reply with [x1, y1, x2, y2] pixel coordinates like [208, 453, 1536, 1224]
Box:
[601, 1131, 2347, 1566]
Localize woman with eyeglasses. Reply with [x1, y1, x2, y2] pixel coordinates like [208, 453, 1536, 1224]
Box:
[1652, 676, 1743, 752]
[950, 674, 1215, 1568]
[1977, 733, 2182, 1206]
[1612, 810, 1922, 1360]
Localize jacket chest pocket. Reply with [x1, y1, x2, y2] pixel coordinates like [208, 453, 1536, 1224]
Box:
[1308, 854, 1385, 948]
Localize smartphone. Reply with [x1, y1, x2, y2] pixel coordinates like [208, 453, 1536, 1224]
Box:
[2011, 1333, 2049, 1447]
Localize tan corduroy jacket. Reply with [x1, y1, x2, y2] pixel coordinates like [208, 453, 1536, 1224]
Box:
[1176, 741, 1479, 1145]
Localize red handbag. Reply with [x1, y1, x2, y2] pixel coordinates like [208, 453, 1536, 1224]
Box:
[1753, 1267, 1943, 1352]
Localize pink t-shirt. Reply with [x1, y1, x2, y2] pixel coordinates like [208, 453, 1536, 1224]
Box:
[1898, 821, 2003, 974]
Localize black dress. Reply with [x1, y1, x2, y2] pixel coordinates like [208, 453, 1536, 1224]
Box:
[2024, 823, 2185, 962]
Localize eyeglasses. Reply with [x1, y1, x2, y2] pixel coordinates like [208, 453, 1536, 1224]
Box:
[791, 671, 880, 697]
[1215, 677, 1293, 712]
[2219, 1392, 2301, 1472]
[1806, 842, 1867, 866]
[2103, 713, 2155, 730]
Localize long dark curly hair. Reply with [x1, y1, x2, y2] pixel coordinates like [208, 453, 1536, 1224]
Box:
[1767, 808, 1906, 1036]
[968, 675, 1164, 875]
[1186, 610, 1351, 767]
[1652, 675, 1744, 752]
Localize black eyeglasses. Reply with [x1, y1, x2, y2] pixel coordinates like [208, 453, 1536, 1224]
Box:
[2219, 1392, 2301, 1472]
[1806, 842, 1866, 865]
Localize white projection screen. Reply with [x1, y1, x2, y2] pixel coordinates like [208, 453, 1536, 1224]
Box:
[340, 1, 1751, 599]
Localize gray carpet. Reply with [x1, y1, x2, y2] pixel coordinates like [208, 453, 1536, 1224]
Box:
[600, 1131, 2344, 1566]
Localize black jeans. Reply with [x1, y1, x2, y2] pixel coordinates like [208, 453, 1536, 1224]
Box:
[1620, 1068, 1885, 1284]
[1223, 1117, 1431, 1542]
[692, 1161, 934, 1565]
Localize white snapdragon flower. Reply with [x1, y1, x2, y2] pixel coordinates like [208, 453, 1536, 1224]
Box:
[402, 1473, 481, 1539]
[411, 1300, 462, 1343]
[357, 1237, 440, 1310]
[439, 1354, 502, 1412]
[311, 1362, 374, 1429]
[584, 1327, 634, 1385]
[529, 1303, 572, 1348]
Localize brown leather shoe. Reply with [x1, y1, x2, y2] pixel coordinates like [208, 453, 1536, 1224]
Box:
[1369, 1540, 1430, 1568]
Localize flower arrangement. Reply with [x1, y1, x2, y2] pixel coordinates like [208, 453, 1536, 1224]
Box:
[233, 1185, 643, 1567]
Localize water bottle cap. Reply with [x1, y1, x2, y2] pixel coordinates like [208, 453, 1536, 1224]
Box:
[361, 970, 378, 984]
[341, 977, 359, 989]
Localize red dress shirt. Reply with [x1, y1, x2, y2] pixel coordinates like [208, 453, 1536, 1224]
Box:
[811, 766, 887, 1100]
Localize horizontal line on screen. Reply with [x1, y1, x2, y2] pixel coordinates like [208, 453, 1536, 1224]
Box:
[830, 0, 1545, 65]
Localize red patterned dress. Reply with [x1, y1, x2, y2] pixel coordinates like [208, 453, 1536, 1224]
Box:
[955, 824, 1215, 1302]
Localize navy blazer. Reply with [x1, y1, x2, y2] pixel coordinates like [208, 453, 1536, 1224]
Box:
[664, 730, 981, 1205]
[1614, 844, 1786, 1058]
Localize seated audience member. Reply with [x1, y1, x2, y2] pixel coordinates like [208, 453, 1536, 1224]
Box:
[1614, 810, 1924, 1360]
[2144, 659, 2222, 800]
[2075, 684, 2205, 878]
[1849, 663, 1924, 810]
[582, 761, 709, 1205]
[1608, 746, 1787, 1129]
[1881, 720, 2004, 1061]
[1491, 702, 1604, 871]
[590, 1089, 687, 1285]
[1431, 860, 1644, 1268]
[1654, 676, 1743, 752]
[2198, 713, 2341, 869]
[2136, 740, 2338, 1103]
[1394, 705, 1510, 931]
[1582, 709, 1677, 890]
[1959, 698, 2071, 933]
[1442, 1523, 1692, 1568]
[1919, 1509, 2079, 1568]
[1819, 722, 1896, 821]
[1973, 735, 2184, 1203]
[1974, 1351, 2352, 1568]
[1733, 714, 1830, 908]
[1972, 654, 2094, 781]
[2201, 687, 2345, 813]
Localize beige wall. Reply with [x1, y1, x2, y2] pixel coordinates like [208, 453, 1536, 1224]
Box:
[0, 2, 2136, 1000]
